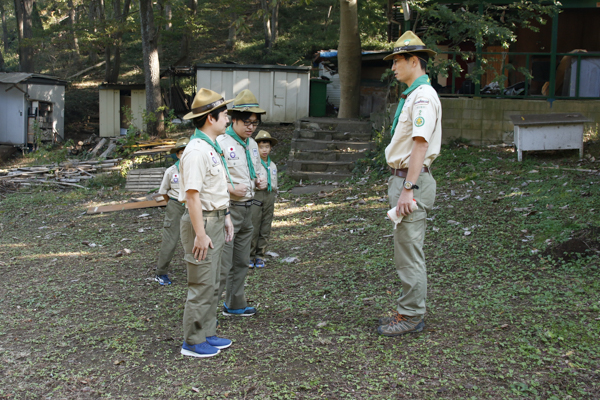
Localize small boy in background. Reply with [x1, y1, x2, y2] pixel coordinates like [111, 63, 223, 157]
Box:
[250, 131, 278, 268]
[154, 137, 189, 285]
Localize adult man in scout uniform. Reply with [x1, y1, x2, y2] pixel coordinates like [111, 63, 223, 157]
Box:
[178, 88, 235, 358]
[154, 137, 189, 286]
[217, 89, 267, 317]
[378, 31, 442, 336]
[250, 130, 278, 268]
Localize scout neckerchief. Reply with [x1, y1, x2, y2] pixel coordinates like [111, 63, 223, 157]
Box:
[174, 159, 180, 172]
[190, 128, 235, 188]
[260, 156, 272, 192]
[390, 74, 431, 137]
[225, 125, 257, 180]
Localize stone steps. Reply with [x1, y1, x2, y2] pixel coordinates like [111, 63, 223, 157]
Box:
[287, 117, 373, 182]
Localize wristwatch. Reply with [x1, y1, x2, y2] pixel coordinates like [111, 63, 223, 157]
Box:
[403, 180, 419, 190]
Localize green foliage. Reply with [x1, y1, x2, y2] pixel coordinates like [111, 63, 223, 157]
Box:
[86, 171, 126, 189]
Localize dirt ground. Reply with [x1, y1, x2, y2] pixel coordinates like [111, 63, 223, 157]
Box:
[1, 144, 599, 399]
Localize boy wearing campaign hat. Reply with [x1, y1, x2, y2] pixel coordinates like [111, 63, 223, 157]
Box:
[178, 88, 235, 358]
[249, 130, 278, 269]
[154, 137, 189, 286]
[378, 31, 442, 337]
[217, 89, 267, 317]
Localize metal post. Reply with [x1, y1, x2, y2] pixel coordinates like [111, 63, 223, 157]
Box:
[575, 54, 582, 98]
[548, 12, 559, 101]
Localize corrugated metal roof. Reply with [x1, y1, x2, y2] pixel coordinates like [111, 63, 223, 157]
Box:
[0, 72, 67, 85]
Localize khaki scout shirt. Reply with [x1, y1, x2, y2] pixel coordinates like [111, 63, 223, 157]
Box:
[385, 84, 442, 169]
[217, 134, 260, 202]
[177, 138, 229, 211]
[158, 164, 181, 200]
[256, 159, 278, 191]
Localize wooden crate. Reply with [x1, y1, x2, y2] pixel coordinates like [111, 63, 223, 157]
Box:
[125, 167, 166, 192]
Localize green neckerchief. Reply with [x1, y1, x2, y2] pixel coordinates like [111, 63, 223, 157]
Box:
[189, 128, 235, 188]
[174, 159, 180, 172]
[390, 74, 431, 137]
[260, 156, 272, 192]
[225, 125, 257, 180]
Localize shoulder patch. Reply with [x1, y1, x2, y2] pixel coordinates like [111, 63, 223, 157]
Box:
[414, 116, 425, 127]
[414, 99, 430, 106]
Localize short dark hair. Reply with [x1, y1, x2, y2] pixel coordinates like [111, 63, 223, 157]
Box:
[402, 52, 428, 71]
[192, 105, 227, 130]
[256, 139, 272, 146]
[229, 111, 262, 123]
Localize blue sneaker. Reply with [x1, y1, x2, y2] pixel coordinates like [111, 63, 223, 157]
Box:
[180, 341, 220, 358]
[254, 258, 265, 268]
[206, 336, 232, 349]
[248, 259, 255, 269]
[223, 303, 257, 317]
[155, 274, 172, 285]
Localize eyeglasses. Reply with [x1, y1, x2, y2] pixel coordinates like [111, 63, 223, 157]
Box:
[242, 120, 260, 127]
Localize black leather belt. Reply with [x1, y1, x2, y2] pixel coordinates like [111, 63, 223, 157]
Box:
[390, 167, 429, 178]
[231, 200, 263, 207]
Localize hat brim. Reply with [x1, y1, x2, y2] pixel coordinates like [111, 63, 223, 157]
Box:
[383, 49, 437, 60]
[182, 99, 234, 120]
[228, 106, 267, 115]
[169, 145, 186, 154]
[256, 137, 278, 146]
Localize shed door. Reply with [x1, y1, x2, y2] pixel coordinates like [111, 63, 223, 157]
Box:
[271, 72, 288, 122]
[0, 83, 27, 145]
[131, 90, 147, 132]
[99, 89, 120, 137]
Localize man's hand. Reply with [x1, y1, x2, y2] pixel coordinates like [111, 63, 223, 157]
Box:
[224, 214, 234, 242]
[193, 234, 213, 261]
[229, 183, 248, 197]
[256, 177, 267, 190]
[396, 189, 415, 217]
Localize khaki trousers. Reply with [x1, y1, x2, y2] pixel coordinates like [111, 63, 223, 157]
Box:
[180, 209, 225, 345]
[388, 172, 436, 317]
[219, 204, 253, 310]
[250, 190, 276, 259]
[156, 199, 185, 276]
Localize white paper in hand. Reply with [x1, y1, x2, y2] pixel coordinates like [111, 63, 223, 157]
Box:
[387, 199, 418, 229]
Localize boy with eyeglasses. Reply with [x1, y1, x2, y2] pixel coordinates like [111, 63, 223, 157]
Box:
[217, 89, 267, 317]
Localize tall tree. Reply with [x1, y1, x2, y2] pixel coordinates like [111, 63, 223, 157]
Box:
[67, 0, 80, 66]
[338, 0, 361, 118]
[177, 0, 196, 64]
[105, 0, 132, 83]
[259, 0, 279, 50]
[139, 0, 164, 137]
[14, 0, 34, 72]
[0, 0, 9, 54]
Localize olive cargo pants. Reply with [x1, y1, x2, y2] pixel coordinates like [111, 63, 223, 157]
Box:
[180, 209, 225, 345]
[388, 172, 436, 317]
[156, 199, 185, 276]
[250, 190, 276, 260]
[219, 204, 253, 310]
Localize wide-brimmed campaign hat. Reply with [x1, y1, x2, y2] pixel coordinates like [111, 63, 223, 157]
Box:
[254, 130, 278, 146]
[183, 88, 233, 120]
[169, 137, 189, 154]
[228, 89, 266, 114]
[383, 30, 437, 60]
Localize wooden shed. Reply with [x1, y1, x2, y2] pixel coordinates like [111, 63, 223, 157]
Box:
[195, 64, 310, 123]
[0, 73, 67, 146]
[99, 84, 146, 137]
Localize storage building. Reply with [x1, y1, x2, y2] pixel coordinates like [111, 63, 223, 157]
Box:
[99, 84, 146, 137]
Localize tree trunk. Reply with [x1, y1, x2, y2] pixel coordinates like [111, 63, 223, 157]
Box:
[67, 0, 80, 65]
[1, 1, 9, 54]
[14, 0, 34, 72]
[225, 12, 237, 50]
[105, 0, 131, 83]
[177, 0, 196, 64]
[260, 0, 271, 49]
[0, 48, 4, 71]
[165, 3, 171, 30]
[338, 0, 361, 118]
[139, 0, 164, 137]
[88, 0, 99, 63]
[270, 1, 279, 48]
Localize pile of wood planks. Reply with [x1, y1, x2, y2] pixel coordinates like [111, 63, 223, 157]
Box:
[125, 167, 166, 192]
[0, 158, 122, 189]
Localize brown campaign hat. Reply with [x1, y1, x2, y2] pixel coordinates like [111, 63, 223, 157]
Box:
[169, 137, 189, 154]
[383, 30, 437, 61]
[254, 130, 278, 146]
[229, 89, 266, 114]
[183, 88, 233, 120]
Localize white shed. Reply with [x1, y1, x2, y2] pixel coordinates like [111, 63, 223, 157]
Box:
[195, 64, 310, 123]
[99, 84, 146, 137]
[0, 73, 66, 146]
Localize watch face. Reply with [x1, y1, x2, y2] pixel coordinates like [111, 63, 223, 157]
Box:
[404, 181, 412, 190]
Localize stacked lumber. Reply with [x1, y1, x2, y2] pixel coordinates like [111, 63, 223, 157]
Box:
[0, 158, 122, 189]
[125, 167, 166, 192]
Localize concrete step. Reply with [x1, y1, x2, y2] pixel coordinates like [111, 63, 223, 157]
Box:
[294, 129, 372, 141]
[292, 149, 367, 162]
[291, 138, 375, 152]
[287, 170, 355, 182]
[290, 160, 355, 173]
[296, 117, 371, 133]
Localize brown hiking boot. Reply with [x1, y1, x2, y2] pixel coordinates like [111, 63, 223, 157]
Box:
[377, 312, 424, 336]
